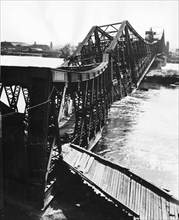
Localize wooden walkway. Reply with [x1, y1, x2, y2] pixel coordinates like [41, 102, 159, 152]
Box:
[62, 143, 179, 220]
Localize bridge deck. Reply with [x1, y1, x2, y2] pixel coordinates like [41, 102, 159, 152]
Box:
[62, 144, 179, 220]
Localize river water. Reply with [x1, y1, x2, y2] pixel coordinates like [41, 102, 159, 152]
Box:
[94, 63, 179, 199]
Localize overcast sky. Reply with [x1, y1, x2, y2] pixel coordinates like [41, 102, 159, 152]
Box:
[1, 0, 178, 50]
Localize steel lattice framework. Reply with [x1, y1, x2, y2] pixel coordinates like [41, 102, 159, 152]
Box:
[59, 20, 165, 148]
[0, 20, 165, 209]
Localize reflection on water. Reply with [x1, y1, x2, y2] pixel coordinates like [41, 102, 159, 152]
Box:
[94, 64, 179, 198]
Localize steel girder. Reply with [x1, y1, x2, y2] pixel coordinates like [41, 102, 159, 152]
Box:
[71, 68, 111, 147]
[58, 20, 165, 149]
[0, 66, 63, 209]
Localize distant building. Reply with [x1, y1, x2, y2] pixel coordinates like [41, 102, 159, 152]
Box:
[1, 41, 59, 57]
[1, 41, 14, 48]
[31, 43, 50, 51]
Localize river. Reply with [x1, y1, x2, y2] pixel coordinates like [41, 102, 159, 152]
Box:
[94, 63, 179, 199]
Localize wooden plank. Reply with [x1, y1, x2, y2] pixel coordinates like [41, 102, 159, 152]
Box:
[69, 150, 81, 167]
[158, 196, 162, 220]
[107, 167, 114, 196]
[152, 192, 156, 220]
[74, 152, 83, 168]
[111, 168, 119, 197]
[123, 175, 130, 206]
[64, 149, 77, 164]
[116, 170, 123, 201]
[147, 189, 151, 220]
[89, 160, 100, 182]
[111, 169, 118, 199]
[106, 167, 113, 195]
[67, 149, 78, 164]
[142, 187, 147, 220]
[100, 165, 108, 191]
[78, 153, 88, 171]
[139, 186, 145, 220]
[93, 162, 104, 184]
[93, 162, 104, 186]
[119, 173, 125, 204]
[80, 154, 91, 172]
[144, 188, 148, 220]
[161, 197, 168, 220]
[84, 156, 95, 174]
[138, 183, 143, 218]
[109, 167, 115, 197]
[153, 193, 158, 220]
[88, 159, 98, 179]
[131, 180, 137, 212]
[166, 200, 170, 220]
[138, 182, 143, 216]
[134, 181, 139, 213]
[122, 174, 127, 205]
[135, 181, 140, 214]
[63, 148, 74, 161]
[128, 179, 134, 210]
[126, 177, 131, 208]
[169, 202, 176, 219]
[102, 166, 111, 192]
[122, 175, 127, 206]
[151, 191, 155, 220]
[145, 188, 149, 220]
[156, 194, 161, 220]
[96, 163, 105, 187]
[62, 146, 70, 158]
[77, 152, 87, 168]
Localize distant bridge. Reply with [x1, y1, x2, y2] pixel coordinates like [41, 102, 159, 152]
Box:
[1, 20, 178, 220]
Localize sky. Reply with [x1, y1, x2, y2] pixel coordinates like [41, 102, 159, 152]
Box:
[0, 0, 179, 51]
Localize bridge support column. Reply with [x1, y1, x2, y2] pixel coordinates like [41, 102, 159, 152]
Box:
[0, 112, 3, 210]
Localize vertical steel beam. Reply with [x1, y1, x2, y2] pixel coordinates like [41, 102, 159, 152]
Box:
[26, 71, 52, 209]
[87, 79, 94, 141]
[0, 112, 3, 210]
[125, 26, 136, 83]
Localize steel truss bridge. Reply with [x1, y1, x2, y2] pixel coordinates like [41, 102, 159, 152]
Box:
[1, 21, 178, 219]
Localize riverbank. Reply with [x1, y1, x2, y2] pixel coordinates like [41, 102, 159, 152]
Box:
[144, 68, 179, 85]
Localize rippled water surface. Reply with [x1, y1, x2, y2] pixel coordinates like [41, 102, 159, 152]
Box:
[94, 64, 179, 198]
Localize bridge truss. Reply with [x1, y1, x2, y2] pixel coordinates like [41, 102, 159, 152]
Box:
[0, 20, 168, 214]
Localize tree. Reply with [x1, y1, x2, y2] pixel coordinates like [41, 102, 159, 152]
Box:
[58, 43, 76, 60]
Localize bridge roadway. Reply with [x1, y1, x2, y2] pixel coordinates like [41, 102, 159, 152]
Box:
[1, 20, 178, 218]
[62, 143, 179, 220]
